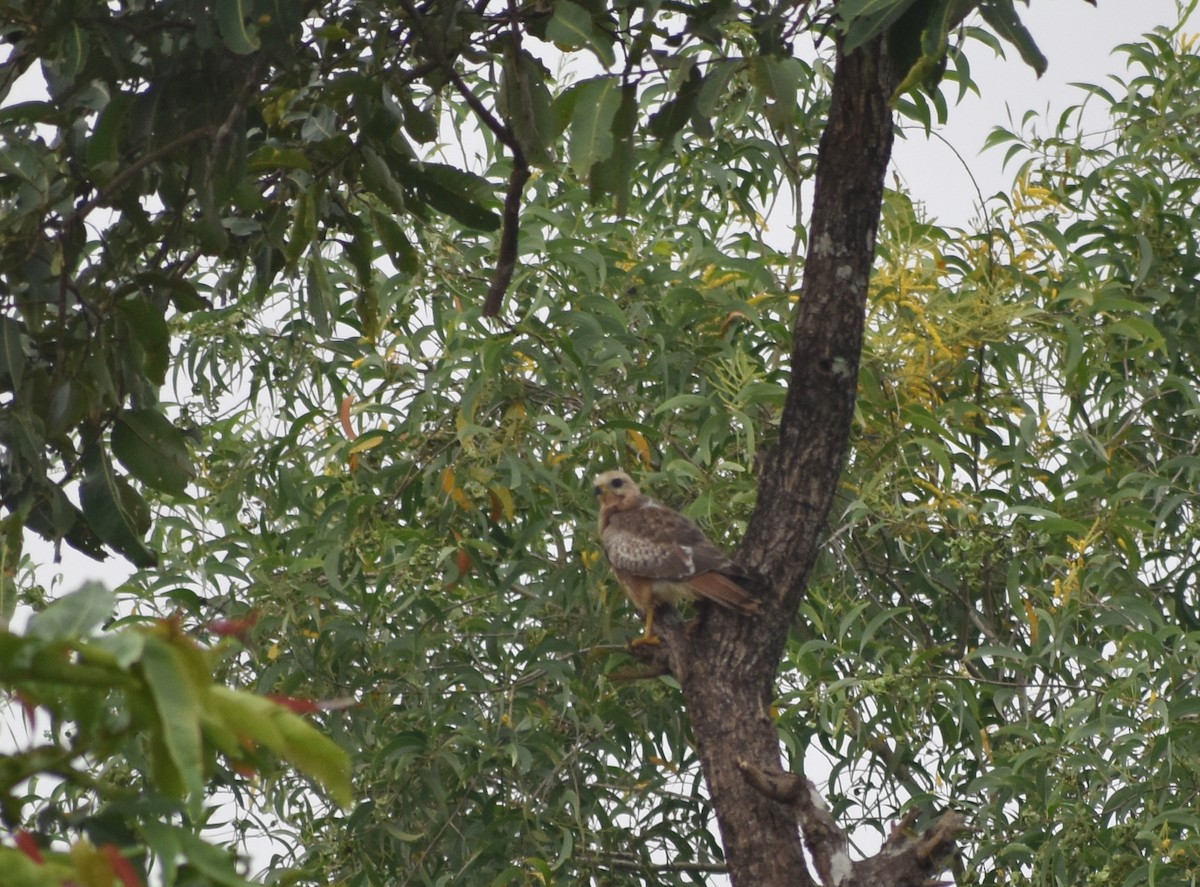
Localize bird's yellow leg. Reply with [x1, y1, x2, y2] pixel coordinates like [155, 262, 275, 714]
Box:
[631, 606, 661, 646]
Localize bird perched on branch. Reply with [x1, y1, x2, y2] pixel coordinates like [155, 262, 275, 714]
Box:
[593, 470, 760, 645]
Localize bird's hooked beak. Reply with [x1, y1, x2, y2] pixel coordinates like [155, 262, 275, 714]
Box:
[593, 472, 632, 507]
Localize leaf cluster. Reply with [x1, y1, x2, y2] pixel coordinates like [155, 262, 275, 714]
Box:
[781, 19, 1200, 885]
[0, 583, 350, 885]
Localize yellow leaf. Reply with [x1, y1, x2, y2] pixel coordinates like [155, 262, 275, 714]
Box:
[70, 840, 111, 887]
[488, 486, 515, 521]
[626, 429, 652, 468]
[349, 433, 384, 454]
[441, 467, 473, 511]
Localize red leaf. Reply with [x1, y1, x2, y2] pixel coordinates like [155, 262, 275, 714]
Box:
[268, 694, 322, 714]
[15, 692, 38, 731]
[267, 694, 358, 713]
[102, 844, 143, 887]
[207, 612, 259, 639]
[15, 830, 44, 864]
[339, 396, 357, 440]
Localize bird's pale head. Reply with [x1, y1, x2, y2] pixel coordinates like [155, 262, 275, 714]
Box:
[593, 470, 641, 508]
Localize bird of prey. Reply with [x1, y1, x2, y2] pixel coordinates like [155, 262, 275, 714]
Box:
[593, 470, 760, 644]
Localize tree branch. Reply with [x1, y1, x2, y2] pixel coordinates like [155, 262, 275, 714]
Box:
[849, 811, 967, 887]
[483, 158, 530, 317]
[396, 0, 529, 318]
[738, 760, 852, 887]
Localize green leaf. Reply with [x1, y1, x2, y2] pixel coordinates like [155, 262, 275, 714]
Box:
[26, 582, 115, 640]
[371, 208, 419, 275]
[215, 0, 261, 55]
[546, 1, 616, 68]
[117, 297, 170, 387]
[753, 56, 801, 110]
[80, 444, 157, 567]
[361, 145, 407, 214]
[501, 47, 557, 167]
[139, 634, 206, 812]
[112, 409, 196, 497]
[174, 827, 259, 886]
[306, 254, 333, 337]
[247, 146, 313, 173]
[392, 161, 501, 232]
[86, 631, 147, 670]
[207, 687, 353, 807]
[588, 84, 638, 211]
[85, 92, 133, 187]
[838, 0, 922, 54]
[0, 315, 26, 392]
[977, 1, 1048, 77]
[568, 76, 621, 180]
[0, 848, 61, 886]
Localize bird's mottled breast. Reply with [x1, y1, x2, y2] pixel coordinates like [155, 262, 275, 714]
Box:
[601, 501, 698, 579]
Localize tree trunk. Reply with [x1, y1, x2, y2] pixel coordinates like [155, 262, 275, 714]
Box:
[638, 35, 965, 887]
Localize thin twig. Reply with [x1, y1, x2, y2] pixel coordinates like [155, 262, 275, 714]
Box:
[396, 0, 529, 317]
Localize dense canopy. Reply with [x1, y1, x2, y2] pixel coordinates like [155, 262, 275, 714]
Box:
[1, 0, 1199, 884]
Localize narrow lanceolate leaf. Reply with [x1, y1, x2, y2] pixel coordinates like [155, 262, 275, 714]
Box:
[0, 315, 26, 391]
[837, 0, 922, 54]
[85, 91, 133, 186]
[978, 1, 1048, 77]
[568, 76, 622, 180]
[80, 444, 157, 567]
[117, 297, 170, 387]
[112, 409, 196, 497]
[139, 635, 206, 812]
[588, 84, 637, 211]
[215, 0, 261, 54]
[26, 582, 115, 640]
[208, 686, 353, 808]
[389, 160, 501, 231]
[501, 46, 557, 167]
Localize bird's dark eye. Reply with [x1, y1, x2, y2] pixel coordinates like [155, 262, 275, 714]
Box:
[610, 478, 624, 488]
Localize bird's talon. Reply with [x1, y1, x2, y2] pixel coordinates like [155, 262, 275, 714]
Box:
[630, 634, 662, 647]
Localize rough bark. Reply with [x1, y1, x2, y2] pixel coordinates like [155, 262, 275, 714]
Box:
[633, 35, 965, 887]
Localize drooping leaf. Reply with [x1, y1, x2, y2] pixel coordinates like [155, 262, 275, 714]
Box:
[112, 409, 196, 497]
[838, 0, 922, 54]
[977, 1, 1048, 77]
[546, 0, 616, 68]
[79, 444, 157, 567]
[215, 0, 261, 54]
[138, 634, 206, 811]
[568, 76, 622, 180]
[207, 686, 353, 807]
[0, 315, 26, 392]
[26, 582, 115, 640]
[117, 297, 170, 387]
